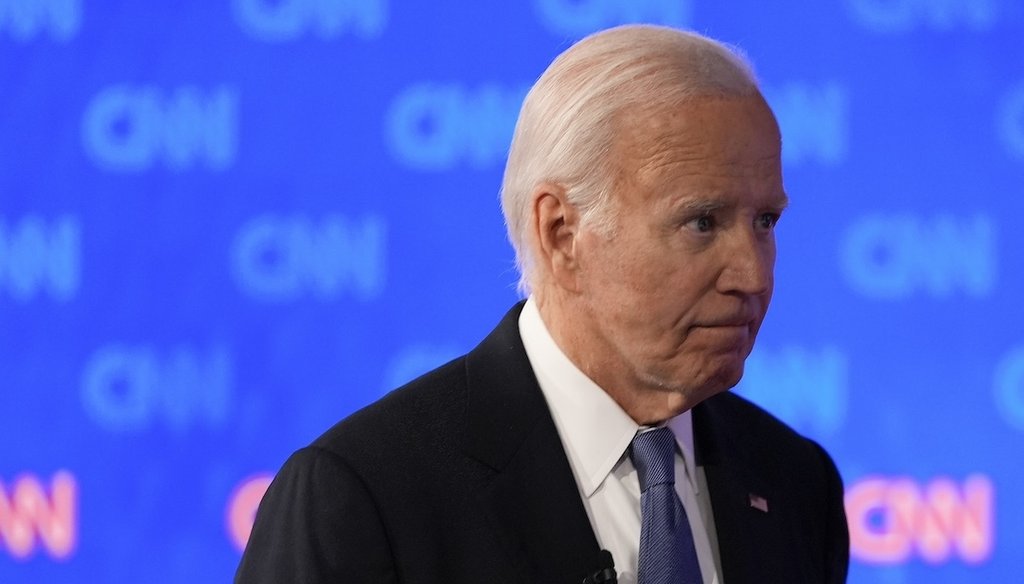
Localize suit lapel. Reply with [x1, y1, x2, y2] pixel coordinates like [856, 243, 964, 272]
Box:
[462, 303, 606, 584]
[694, 396, 787, 584]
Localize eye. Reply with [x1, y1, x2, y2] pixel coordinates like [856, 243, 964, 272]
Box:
[689, 214, 715, 233]
[755, 212, 780, 231]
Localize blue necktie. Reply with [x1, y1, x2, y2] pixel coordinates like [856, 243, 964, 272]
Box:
[630, 428, 702, 584]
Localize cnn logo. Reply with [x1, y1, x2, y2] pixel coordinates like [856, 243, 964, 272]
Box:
[0, 472, 77, 560]
[846, 475, 994, 564]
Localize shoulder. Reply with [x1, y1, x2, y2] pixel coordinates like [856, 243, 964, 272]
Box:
[237, 355, 477, 581]
[312, 354, 471, 465]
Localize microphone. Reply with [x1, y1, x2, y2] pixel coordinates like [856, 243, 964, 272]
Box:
[582, 550, 617, 584]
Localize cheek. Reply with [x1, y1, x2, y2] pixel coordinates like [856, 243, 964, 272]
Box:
[762, 243, 778, 298]
[583, 235, 656, 287]
[581, 231, 706, 321]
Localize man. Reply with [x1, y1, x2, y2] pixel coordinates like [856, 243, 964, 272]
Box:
[237, 25, 849, 584]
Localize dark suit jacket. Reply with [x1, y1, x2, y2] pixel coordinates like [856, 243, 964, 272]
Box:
[236, 304, 849, 583]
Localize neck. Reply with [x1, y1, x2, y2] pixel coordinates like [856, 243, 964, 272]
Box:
[533, 291, 695, 425]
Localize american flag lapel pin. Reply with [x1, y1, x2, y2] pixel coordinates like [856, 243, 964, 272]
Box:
[748, 493, 769, 513]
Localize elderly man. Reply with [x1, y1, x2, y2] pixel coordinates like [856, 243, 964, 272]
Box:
[237, 25, 849, 584]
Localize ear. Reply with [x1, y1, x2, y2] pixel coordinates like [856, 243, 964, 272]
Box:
[529, 182, 582, 292]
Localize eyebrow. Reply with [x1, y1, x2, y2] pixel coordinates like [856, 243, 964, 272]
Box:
[674, 199, 727, 214]
[671, 192, 790, 214]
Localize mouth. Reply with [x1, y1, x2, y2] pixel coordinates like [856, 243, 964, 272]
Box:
[685, 318, 758, 346]
[687, 321, 756, 356]
[702, 321, 749, 328]
[693, 318, 754, 329]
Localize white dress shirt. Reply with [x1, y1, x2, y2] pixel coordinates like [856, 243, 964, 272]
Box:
[519, 298, 724, 584]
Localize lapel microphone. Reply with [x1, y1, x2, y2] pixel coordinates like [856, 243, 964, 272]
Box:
[582, 550, 617, 584]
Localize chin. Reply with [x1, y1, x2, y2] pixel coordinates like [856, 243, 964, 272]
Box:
[641, 351, 748, 398]
[689, 361, 746, 401]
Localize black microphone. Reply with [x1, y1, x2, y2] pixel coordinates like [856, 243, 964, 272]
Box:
[582, 550, 617, 584]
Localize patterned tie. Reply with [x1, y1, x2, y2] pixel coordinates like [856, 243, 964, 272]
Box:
[630, 428, 702, 584]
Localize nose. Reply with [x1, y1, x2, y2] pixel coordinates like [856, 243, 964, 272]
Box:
[716, 227, 774, 297]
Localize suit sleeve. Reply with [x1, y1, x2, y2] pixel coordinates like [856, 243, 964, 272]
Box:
[812, 441, 850, 584]
[235, 446, 399, 584]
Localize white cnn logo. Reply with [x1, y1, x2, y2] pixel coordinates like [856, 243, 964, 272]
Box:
[81, 85, 238, 173]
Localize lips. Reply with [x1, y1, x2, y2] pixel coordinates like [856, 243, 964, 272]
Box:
[703, 321, 749, 328]
[696, 317, 755, 328]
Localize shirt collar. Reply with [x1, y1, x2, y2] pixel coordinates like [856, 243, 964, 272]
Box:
[518, 298, 699, 498]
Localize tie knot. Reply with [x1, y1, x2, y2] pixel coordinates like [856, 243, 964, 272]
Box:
[630, 427, 677, 492]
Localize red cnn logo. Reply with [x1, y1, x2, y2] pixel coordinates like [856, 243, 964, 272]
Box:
[0, 471, 78, 560]
[846, 475, 994, 564]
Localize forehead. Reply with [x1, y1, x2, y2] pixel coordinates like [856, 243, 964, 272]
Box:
[612, 96, 784, 204]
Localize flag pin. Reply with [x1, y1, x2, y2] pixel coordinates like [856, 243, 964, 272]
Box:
[748, 493, 769, 513]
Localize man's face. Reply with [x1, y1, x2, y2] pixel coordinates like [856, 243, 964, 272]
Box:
[572, 95, 786, 409]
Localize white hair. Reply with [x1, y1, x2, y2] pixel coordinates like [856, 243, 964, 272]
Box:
[500, 24, 761, 294]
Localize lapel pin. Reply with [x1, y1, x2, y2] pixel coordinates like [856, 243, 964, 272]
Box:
[748, 493, 769, 513]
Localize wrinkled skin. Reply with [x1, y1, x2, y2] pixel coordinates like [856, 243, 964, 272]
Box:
[534, 95, 788, 424]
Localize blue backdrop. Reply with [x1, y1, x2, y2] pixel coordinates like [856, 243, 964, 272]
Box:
[2, 1, 1022, 582]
